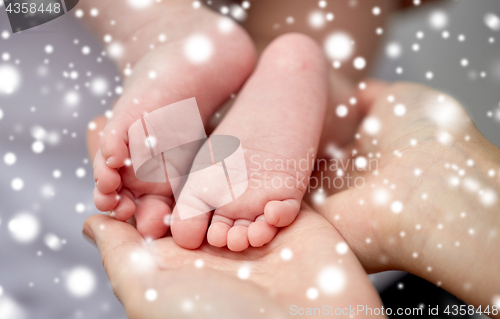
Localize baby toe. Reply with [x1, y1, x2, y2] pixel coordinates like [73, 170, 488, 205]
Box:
[93, 187, 119, 212]
[99, 118, 130, 169]
[227, 220, 252, 252]
[170, 207, 211, 250]
[207, 215, 234, 247]
[264, 199, 300, 227]
[248, 215, 278, 248]
[135, 195, 172, 240]
[93, 150, 121, 194]
[111, 189, 136, 221]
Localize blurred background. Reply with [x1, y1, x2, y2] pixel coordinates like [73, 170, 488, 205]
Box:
[0, 0, 498, 318]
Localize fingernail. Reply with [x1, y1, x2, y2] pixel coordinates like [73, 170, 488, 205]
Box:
[106, 156, 115, 166]
[82, 225, 97, 247]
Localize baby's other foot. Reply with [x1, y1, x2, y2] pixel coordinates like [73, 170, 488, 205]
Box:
[93, 13, 255, 239]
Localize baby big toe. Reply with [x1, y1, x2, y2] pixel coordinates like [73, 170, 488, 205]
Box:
[170, 208, 211, 250]
[111, 189, 136, 221]
[99, 119, 130, 169]
[93, 187, 119, 212]
[93, 150, 121, 194]
[264, 199, 300, 227]
[135, 195, 171, 240]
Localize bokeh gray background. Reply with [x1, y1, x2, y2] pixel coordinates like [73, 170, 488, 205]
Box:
[0, 0, 498, 318]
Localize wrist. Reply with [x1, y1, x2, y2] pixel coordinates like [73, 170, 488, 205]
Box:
[393, 131, 500, 311]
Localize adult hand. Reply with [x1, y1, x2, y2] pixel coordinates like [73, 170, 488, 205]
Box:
[82, 205, 383, 318]
[313, 81, 500, 316]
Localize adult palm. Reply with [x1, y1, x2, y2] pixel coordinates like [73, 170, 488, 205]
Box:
[83, 205, 383, 318]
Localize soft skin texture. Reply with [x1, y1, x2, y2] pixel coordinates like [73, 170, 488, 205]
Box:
[85, 0, 256, 239]
[82, 0, 500, 315]
[169, 33, 328, 251]
[84, 0, 402, 243]
[86, 51, 500, 319]
[82, 207, 384, 319]
[311, 81, 500, 316]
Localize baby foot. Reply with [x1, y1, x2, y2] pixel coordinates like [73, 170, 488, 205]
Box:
[93, 14, 255, 239]
[170, 33, 329, 251]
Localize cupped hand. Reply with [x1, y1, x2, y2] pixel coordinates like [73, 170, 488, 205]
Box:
[313, 80, 500, 314]
[82, 205, 383, 319]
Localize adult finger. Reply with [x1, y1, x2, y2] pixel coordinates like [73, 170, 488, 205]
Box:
[82, 215, 158, 301]
[306, 79, 391, 201]
[318, 77, 390, 158]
